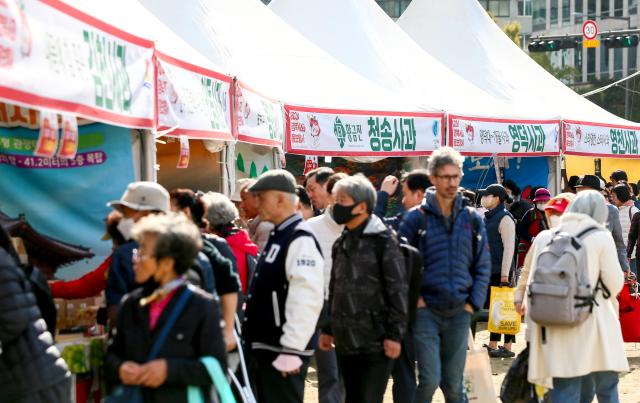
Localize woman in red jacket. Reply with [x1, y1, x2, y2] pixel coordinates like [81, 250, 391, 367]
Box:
[203, 192, 258, 295]
[50, 212, 125, 299]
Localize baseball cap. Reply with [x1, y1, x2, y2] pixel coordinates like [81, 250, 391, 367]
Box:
[610, 170, 628, 182]
[479, 184, 513, 204]
[107, 181, 170, 213]
[544, 193, 576, 214]
[575, 175, 605, 191]
[533, 188, 551, 202]
[250, 169, 297, 194]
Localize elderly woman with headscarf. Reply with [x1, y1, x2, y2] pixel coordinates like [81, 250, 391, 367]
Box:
[105, 213, 227, 403]
[525, 190, 627, 402]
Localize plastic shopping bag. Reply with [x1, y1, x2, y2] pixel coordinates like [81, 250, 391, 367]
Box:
[488, 286, 521, 335]
[464, 330, 497, 403]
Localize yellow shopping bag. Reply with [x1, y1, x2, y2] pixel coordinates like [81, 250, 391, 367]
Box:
[488, 286, 521, 335]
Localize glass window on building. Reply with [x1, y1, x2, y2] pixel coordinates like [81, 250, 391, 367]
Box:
[551, 1, 558, 25]
[631, 0, 638, 17]
[629, 47, 637, 74]
[563, 0, 570, 22]
[614, 47, 624, 78]
[575, 0, 583, 23]
[601, 46, 610, 78]
[375, 0, 411, 19]
[601, 0, 609, 16]
[587, 0, 597, 18]
[575, 48, 583, 82]
[615, 0, 623, 17]
[587, 47, 596, 79]
[478, 0, 510, 17]
[533, 0, 547, 31]
[518, 0, 533, 16]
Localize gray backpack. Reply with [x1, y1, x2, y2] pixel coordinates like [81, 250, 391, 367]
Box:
[527, 226, 610, 327]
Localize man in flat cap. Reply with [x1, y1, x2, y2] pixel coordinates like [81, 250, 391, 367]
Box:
[242, 170, 324, 403]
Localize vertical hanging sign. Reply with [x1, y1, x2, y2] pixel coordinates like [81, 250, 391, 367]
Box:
[303, 155, 318, 175]
[176, 135, 190, 168]
[57, 114, 79, 159]
[34, 110, 58, 158]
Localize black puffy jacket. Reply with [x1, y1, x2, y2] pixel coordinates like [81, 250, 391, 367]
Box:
[327, 215, 408, 355]
[0, 249, 70, 402]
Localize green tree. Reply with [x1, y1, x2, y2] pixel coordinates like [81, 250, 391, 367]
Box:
[503, 20, 522, 47]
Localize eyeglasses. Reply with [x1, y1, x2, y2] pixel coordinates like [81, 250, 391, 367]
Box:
[433, 174, 462, 183]
[132, 248, 153, 263]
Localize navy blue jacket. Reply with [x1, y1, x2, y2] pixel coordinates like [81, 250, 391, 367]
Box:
[106, 241, 137, 306]
[374, 191, 405, 231]
[399, 189, 491, 312]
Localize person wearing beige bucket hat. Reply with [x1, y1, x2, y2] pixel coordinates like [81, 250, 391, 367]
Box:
[105, 181, 170, 324]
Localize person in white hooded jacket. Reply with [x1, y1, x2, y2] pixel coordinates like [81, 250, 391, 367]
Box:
[525, 190, 627, 402]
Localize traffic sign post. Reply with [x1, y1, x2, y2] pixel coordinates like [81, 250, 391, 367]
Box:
[582, 20, 599, 47]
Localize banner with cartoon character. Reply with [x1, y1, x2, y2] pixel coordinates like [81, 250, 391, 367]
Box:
[448, 115, 561, 156]
[0, 0, 155, 128]
[563, 121, 640, 158]
[285, 105, 444, 157]
[235, 82, 284, 147]
[155, 53, 232, 140]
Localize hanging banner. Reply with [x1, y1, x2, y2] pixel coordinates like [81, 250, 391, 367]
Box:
[58, 114, 78, 159]
[563, 121, 640, 158]
[34, 110, 58, 157]
[448, 115, 561, 156]
[236, 82, 284, 147]
[176, 135, 189, 168]
[303, 155, 318, 175]
[285, 105, 444, 157]
[156, 53, 233, 140]
[0, 0, 155, 128]
[235, 142, 274, 179]
[461, 156, 550, 190]
[0, 123, 135, 278]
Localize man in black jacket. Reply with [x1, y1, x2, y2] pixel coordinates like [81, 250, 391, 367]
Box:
[319, 174, 408, 403]
[0, 228, 71, 403]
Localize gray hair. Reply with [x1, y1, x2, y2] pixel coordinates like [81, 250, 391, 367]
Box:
[132, 212, 203, 275]
[426, 146, 464, 176]
[566, 190, 608, 225]
[333, 174, 376, 213]
[202, 192, 239, 228]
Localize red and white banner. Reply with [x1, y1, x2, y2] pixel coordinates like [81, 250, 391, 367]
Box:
[57, 113, 78, 159]
[285, 105, 444, 157]
[563, 120, 640, 158]
[448, 115, 561, 156]
[34, 109, 58, 157]
[176, 135, 189, 168]
[235, 82, 283, 147]
[0, 0, 155, 128]
[156, 53, 233, 140]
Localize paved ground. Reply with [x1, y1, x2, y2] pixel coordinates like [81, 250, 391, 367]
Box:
[304, 323, 640, 402]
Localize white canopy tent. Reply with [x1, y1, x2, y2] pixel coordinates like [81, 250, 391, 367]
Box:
[140, 0, 444, 159]
[270, 0, 562, 158]
[398, 0, 640, 159]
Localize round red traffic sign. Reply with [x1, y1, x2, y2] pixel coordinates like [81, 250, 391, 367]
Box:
[582, 20, 599, 40]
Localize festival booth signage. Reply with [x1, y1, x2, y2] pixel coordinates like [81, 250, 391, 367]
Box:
[448, 115, 561, 157]
[155, 52, 233, 140]
[0, 0, 155, 128]
[235, 81, 284, 147]
[285, 105, 445, 157]
[563, 121, 640, 158]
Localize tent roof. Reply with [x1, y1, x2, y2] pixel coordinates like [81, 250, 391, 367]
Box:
[269, 0, 554, 120]
[139, 0, 429, 113]
[397, 0, 637, 128]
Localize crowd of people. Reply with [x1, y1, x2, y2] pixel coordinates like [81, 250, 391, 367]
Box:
[1, 146, 638, 403]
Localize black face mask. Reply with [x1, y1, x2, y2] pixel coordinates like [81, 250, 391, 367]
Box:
[332, 203, 358, 225]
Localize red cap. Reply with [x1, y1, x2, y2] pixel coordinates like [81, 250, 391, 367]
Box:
[544, 197, 570, 214]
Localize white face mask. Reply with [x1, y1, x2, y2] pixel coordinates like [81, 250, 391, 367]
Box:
[117, 217, 135, 241]
[480, 195, 496, 210]
[549, 215, 561, 228]
[536, 203, 547, 211]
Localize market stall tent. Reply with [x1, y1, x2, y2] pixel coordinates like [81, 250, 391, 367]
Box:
[140, 0, 445, 158]
[270, 0, 562, 158]
[398, 0, 640, 159]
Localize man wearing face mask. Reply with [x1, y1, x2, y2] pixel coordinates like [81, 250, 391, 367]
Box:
[105, 181, 171, 325]
[516, 188, 550, 267]
[478, 184, 517, 358]
[319, 174, 407, 403]
[243, 170, 324, 403]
